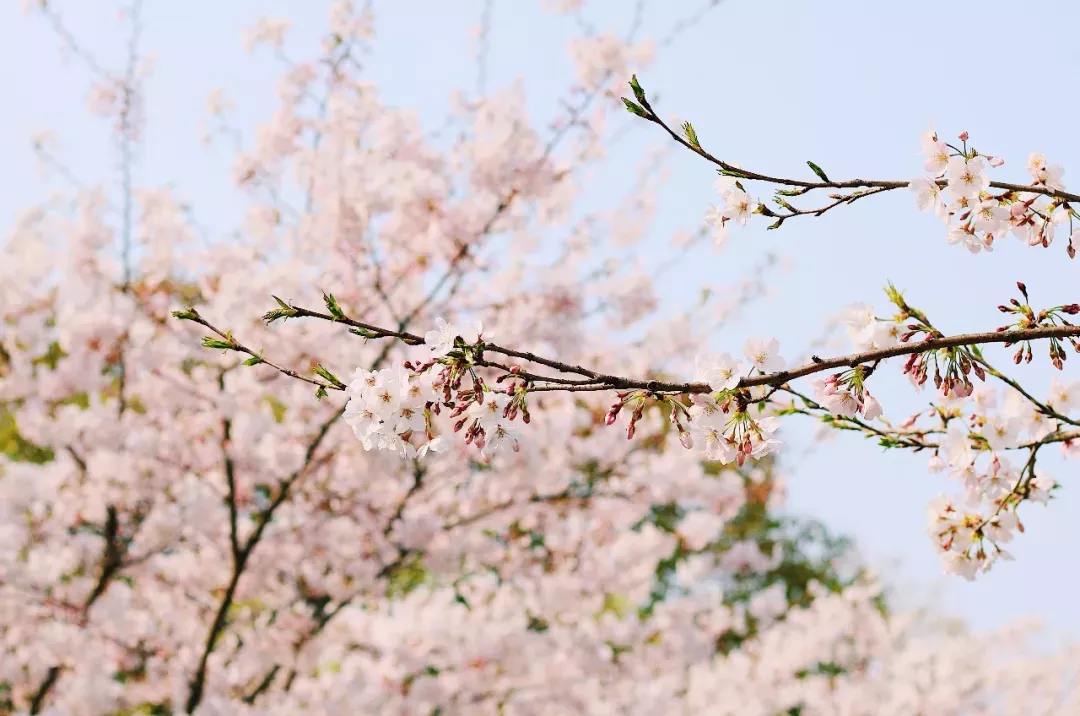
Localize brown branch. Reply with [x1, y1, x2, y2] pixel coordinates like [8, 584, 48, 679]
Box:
[83, 505, 124, 608]
[29, 502, 125, 713]
[28, 667, 61, 714]
[973, 354, 1080, 428]
[785, 385, 1080, 453]
[222, 417, 241, 560]
[639, 100, 1080, 206]
[184, 406, 343, 713]
[179, 311, 343, 392]
[205, 302, 1080, 401]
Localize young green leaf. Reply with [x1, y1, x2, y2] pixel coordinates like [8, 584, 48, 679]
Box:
[202, 337, 235, 351]
[313, 363, 344, 387]
[806, 161, 830, 182]
[622, 97, 649, 119]
[629, 74, 647, 105]
[172, 307, 200, 321]
[681, 121, 700, 149]
[323, 291, 346, 321]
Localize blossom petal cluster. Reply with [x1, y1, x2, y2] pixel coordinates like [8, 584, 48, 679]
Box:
[910, 128, 1077, 256]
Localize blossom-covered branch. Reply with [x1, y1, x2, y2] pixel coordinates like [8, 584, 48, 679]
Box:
[180, 297, 1080, 398]
[622, 76, 1080, 257]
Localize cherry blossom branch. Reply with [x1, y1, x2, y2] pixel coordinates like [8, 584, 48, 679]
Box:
[973, 354, 1080, 428]
[246, 454, 642, 702]
[179, 299, 1080, 400]
[221, 417, 241, 559]
[188, 268, 446, 707]
[902, 291, 1080, 428]
[28, 502, 127, 714]
[173, 307, 344, 395]
[783, 385, 1080, 452]
[620, 77, 1080, 222]
[184, 406, 342, 712]
[27, 669, 60, 715]
[261, 461, 431, 695]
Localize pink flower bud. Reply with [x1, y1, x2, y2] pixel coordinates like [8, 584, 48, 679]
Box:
[679, 431, 693, 450]
[958, 131, 969, 141]
[988, 156, 1004, 168]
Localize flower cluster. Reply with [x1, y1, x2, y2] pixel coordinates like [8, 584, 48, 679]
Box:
[687, 395, 782, 466]
[343, 364, 443, 459]
[350, 325, 793, 468]
[910, 129, 1078, 257]
[703, 172, 757, 249]
[345, 317, 532, 461]
[809, 372, 882, 421]
[843, 302, 903, 352]
[682, 338, 785, 465]
[921, 387, 1061, 578]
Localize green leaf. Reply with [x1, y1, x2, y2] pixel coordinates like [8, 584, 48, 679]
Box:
[263, 295, 299, 325]
[349, 327, 377, 339]
[681, 121, 701, 149]
[242, 355, 264, 366]
[264, 396, 287, 423]
[315, 386, 328, 400]
[31, 341, 67, 370]
[599, 593, 631, 619]
[629, 74, 647, 105]
[171, 307, 200, 321]
[806, 161, 830, 182]
[774, 197, 797, 213]
[312, 363, 343, 387]
[621, 97, 649, 119]
[202, 337, 235, 351]
[322, 291, 346, 321]
[526, 614, 550, 633]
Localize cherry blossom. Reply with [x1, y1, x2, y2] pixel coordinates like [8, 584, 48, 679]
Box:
[742, 337, 785, 373]
[4, 2, 1080, 712]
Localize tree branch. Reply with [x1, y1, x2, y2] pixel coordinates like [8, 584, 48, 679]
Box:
[638, 98, 1080, 207]
[184, 406, 343, 713]
[183, 304, 1080, 401]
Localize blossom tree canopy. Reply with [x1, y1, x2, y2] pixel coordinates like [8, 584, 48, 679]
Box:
[2, 1, 1079, 714]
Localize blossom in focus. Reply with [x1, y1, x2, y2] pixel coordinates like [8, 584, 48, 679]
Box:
[743, 337, 785, 373]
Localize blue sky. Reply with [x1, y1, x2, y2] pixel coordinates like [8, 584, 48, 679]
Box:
[3, 0, 1079, 634]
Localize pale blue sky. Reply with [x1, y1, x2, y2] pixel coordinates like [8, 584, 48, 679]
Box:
[3, 0, 1079, 634]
